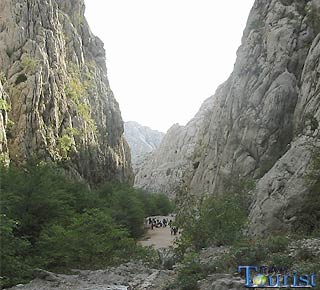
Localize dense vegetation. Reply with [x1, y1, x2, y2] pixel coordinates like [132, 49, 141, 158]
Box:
[167, 152, 320, 290]
[0, 162, 173, 288]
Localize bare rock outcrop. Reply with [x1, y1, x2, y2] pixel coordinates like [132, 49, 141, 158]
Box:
[7, 262, 175, 290]
[135, 0, 320, 234]
[0, 0, 133, 184]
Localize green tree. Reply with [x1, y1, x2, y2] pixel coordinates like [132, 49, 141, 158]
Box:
[177, 191, 247, 252]
[0, 215, 32, 288]
[38, 209, 136, 269]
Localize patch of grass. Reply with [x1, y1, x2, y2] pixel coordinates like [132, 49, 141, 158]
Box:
[21, 56, 39, 74]
[57, 134, 73, 160]
[0, 99, 11, 111]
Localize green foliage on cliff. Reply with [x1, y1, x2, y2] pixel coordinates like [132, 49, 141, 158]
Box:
[21, 56, 39, 74]
[0, 162, 173, 288]
[65, 64, 98, 132]
[0, 99, 11, 111]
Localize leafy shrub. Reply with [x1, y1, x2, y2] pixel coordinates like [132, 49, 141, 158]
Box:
[38, 209, 136, 269]
[0, 162, 173, 287]
[65, 64, 97, 131]
[0, 99, 11, 111]
[0, 215, 32, 288]
[65, 77, 85, 102]
[21, 56, 38, 73]
[176, 252, 206, 290]
[177, 191, 247, 252]
[265, 235, 290, 253]
[58, 134, 73, 159]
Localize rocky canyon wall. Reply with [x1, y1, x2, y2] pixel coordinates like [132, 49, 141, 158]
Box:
[135, 0, 320, 234]
[0, 0, 134, 185]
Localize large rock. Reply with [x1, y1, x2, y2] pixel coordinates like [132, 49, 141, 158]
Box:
[135, 0, 320, 234]
[0, 0, 133, 185]
[7, 262, 175, 290]
[198, 274, 245, 290]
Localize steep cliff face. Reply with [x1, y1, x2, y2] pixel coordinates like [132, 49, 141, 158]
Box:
[135, 96, 214, 196]
[124, 121, 164, 172]
[135, 0, 320, 234]
[0, 0, 133, 184]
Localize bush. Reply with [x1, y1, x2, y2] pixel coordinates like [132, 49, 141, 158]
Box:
[21, 56, 38, 73]
[0, 162, 173, 286]
[177, 191, 247, 252]
[97, 183, 174, 238]
[38, 209, 136, 270]
[176, 252, 206, 290]
[0, 215, 32, 288]
[0, 99, 11, 111]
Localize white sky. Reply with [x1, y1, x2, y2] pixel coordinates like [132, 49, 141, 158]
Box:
[84, 0, 255, 132]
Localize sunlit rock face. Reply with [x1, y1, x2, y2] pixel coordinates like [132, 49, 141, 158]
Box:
[124, 121, 164, 173]
[0, 0, 133, 185]
[134, 96, 214, 197]
[135, 0, 320, 234]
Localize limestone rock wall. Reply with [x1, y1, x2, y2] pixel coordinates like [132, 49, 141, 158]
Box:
[0, 0, 133, 185]
[124, 121, 164, 172]
[134, 96, 214, 196]
[135, 0, 320, 234]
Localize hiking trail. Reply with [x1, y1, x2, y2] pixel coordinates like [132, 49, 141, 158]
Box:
[139, 215, 180, 249]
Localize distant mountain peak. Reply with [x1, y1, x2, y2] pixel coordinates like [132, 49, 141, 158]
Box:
[124, 121, 165, 171]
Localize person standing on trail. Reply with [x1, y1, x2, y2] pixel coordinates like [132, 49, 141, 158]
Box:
[162, 218, 167, 227]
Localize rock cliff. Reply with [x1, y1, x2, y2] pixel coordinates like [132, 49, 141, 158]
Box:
[135, 96, 214, 196]
[0, 0, 133, 185]
[135, 0, 320, 234]
[124, 121, 164, 172]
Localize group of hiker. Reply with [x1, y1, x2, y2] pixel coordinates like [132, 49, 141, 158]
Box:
[147, 217, 179, 235]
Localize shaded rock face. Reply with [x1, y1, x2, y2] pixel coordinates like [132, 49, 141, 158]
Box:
[136, 0, 320, 234]
[0, 0, 133, 185]
[124, 121, 164, 172]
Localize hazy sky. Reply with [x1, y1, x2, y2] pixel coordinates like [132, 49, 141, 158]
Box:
[84, 0, 255, 132]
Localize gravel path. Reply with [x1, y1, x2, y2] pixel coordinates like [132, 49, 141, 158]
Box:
[139, 216, 180, 249]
